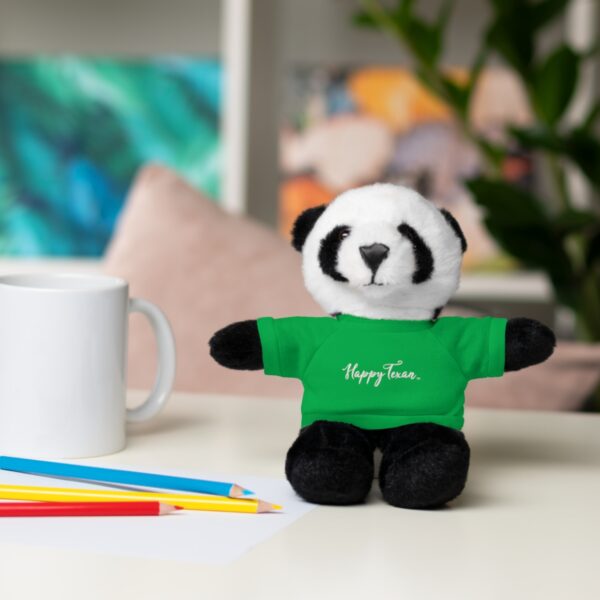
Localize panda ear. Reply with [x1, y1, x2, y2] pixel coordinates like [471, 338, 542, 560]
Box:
[439, 208, 467, 253]
[291, 205, 327, 252]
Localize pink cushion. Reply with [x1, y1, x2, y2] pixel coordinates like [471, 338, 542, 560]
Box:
[103, 164, 320, 398]
[446, 306, 600, 411]
[104, 164, 600, 411]
[467, 340, 600, 411]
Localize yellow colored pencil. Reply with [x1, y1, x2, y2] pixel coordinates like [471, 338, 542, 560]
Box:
[0, 484, 281, 514]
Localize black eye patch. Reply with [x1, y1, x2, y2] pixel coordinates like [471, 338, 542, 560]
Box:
[318, 226, 350, 282]
[439, 208, 467, 253]
[398, 223, 434, 284]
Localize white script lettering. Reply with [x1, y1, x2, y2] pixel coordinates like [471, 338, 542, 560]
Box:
[342, 360, 419, 387]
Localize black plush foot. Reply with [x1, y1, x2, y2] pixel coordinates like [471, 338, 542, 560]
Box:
[285, 421, 375, 505]
[378, 423, 470, 509]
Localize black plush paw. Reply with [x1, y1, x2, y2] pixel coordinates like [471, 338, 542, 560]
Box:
[505, 318, 556, 372]
[378, 423, 470, 509]
[285, 421, 374, 505]
[209, 320, 263, 370]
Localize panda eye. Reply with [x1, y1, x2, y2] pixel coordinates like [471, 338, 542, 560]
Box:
[338, 227, 350, 241]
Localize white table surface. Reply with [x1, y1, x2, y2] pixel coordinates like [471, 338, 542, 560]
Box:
[0, 391, 599, 600]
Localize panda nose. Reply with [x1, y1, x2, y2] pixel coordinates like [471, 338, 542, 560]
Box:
[359, 243, 390, 273]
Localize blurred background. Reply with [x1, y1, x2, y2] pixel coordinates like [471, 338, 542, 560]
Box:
[0, 0, 599, 411]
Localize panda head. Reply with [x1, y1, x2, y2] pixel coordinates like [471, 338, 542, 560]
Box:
[291, 184, 467, 320]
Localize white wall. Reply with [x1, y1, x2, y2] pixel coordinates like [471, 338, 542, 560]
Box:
[0, 0, 221, 55]
[280, 0, 491, 65]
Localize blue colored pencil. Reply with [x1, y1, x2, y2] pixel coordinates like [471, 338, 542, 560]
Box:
[0, 456, 254, 498]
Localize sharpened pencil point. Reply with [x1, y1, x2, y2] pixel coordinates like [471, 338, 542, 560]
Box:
[257, 500, 283, 513]
[159, 503, 181, 515]
[229, 484, 246, 498]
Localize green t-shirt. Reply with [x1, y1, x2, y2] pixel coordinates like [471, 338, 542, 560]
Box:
[257, 314, 507, 431]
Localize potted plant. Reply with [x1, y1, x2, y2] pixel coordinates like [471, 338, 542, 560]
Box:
[354, 0, 600, 405]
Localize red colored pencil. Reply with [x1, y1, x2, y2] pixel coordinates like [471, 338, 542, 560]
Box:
[0, 501, 180, 517]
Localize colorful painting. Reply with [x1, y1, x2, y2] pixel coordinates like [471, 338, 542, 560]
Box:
[0, 56, 221, 256]
[280, 66, 535, 271]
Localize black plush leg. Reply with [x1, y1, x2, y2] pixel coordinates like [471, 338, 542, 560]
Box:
[285, 420, 375, 505]
[378, 423, 470, 509]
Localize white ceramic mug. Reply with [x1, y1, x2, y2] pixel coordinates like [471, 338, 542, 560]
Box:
[0, 273, 176, 458]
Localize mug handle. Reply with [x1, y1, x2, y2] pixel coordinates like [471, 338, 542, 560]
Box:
[126, 298, 176, 423]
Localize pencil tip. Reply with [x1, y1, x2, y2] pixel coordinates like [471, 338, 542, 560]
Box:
[230, 485, 255, 498]
[159, 503, 182, 515]
[229, 484, 243, 498]
[257, 500, 283, 513]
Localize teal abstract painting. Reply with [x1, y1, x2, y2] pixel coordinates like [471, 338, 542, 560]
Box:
[0, 56, 222, 256]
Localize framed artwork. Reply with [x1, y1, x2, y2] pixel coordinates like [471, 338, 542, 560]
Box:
[0, 56, 221, 256]
[280, 66, 535, 271]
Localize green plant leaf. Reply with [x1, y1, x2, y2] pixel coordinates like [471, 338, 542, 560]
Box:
[498, 223, 574, 303]
[488, 0, 523, 12]
[484, 0, 570, 77]
[465, 47, 488, 101]
[353, 10, 378, 29]
[485, 13, 534, 76]
[587, 232, 600, 267]
[466, 177, 548, 226]
[564, 129, 600, 190]
[553, 210, 599, 235]
[440, 74, 469, 115]
[509, 125, 563, 152]
[478, 138, 507, 168]
[483, 217, 574, 303]
[532, 45, 579, 124]
[467, 176, 574, 300]
[356, 1, 444, 66]
[394, 0, 415, 23]
[581, 100, 600, 131]
[489, 0, 568, 30]
[531, 0, 571, 29]
[401, 19, 442, 66]
[436, 0, 455, 31]
[491, 215, 569, 262]
[510, 124, 600, 192]
[414, 65, 439, 94]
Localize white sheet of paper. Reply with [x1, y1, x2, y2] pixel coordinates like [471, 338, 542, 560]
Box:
[0, 469, 315, 564]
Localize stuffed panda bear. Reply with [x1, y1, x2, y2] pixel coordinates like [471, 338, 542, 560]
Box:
[209, 184, 556, 509]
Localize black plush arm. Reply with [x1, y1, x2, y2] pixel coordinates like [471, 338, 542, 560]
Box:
[209, 320, 264, 370]
[504, 318, 556, 372]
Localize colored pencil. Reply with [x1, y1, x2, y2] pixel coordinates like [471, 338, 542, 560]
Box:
[0, 501, 179, 517]
[0, 484, 281, 514]
[0, 456, 253, 498]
